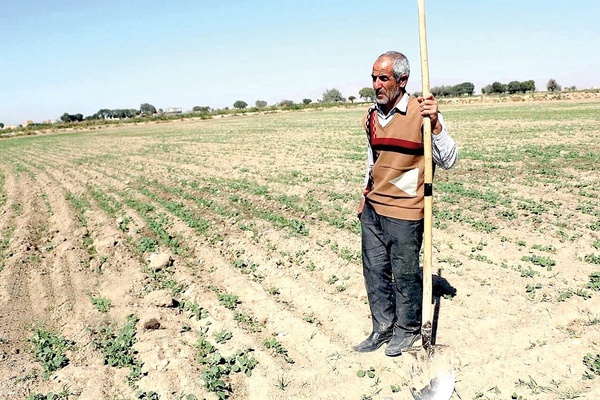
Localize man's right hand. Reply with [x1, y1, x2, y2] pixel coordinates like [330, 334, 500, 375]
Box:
[357, 196, 365, 218]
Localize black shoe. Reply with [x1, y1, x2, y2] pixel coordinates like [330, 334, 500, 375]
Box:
[384, 332, 421, 357]
[353, 331, 393, 352]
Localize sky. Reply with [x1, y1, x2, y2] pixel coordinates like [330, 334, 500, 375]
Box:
[1, 0, 599, 125]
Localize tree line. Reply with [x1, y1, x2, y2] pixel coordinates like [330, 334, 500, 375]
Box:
[58, 103, 159, 123]
[481, 80, 536, 95]
[4, 78, 575, 130]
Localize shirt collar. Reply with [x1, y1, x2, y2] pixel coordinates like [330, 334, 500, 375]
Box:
[376, 92, 410, 117]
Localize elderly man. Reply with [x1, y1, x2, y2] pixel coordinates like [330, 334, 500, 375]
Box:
[354, 51, 458, 357]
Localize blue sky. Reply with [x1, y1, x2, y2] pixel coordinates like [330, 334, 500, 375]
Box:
[1, 0, 598, 125]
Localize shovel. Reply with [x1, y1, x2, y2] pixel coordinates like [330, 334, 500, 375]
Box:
[412, 0, 456, 398]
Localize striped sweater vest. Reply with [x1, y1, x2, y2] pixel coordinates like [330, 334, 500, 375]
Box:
[365, 96, 425, 221]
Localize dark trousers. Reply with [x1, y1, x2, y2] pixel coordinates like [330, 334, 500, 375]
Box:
[360, 200, 423, 335]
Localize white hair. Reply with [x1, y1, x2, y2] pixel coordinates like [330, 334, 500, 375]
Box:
[379, 51, 410, 81]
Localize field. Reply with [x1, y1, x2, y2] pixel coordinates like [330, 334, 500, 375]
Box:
[1, 99, 599, 400]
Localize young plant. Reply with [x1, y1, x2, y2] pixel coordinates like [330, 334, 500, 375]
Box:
[263, 336, 294, 364]
[583, 353, 600, 379]
[89, 294, 111, 313]
[587, 272, 600, 291]
[276, 374, 291, 391]
[92, 315, 142, 386]
[27, 387, 71, 400]
[30, 328, 75, 378]
[521, 254, 556, 269]
[214, 329, 233, 344]
[217, 293, 240, 310]
[234, 311, 264, 333]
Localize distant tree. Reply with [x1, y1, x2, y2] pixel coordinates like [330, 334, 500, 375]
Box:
[140, 103, 157, 115]
[322, 88, 345, 103]
[507, 81, 521, 94]
[520, 80, 536, 93]
[60, 112, 82, 123]
[456, 82, 475, 96]
[0, 122, 4, 129]
[435, 83, 474, 97]
[491, 81, 506, 94]
[96, 108, 111, 119]
[302, 98, 312, 105]
[193, 106, 211, 113]
[255, 100, 267, 108]
[233, 100, 248, 109]
[547, 79, 561, 92]
[359, 87, 376, 102]
[431, 85, 449, 97]
[279, 99, 294, 107]
[348, 95, 356, 103]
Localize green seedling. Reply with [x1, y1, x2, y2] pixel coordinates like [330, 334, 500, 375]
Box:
[92, 315, 142, 386]
[584, 254, 600, 265]
[234, 311, 264, 333]
[30, 328, 75, 378]
[588, 272, 600, 291]
[583, 353, 600, 379]
[263, 336, 294, 364]
[89, 294, 111, 313]
[214, 330, 233, 344]
[521, 254, 556, 269]
[27, 386, 71, 400]
[217, 293, 240, 310]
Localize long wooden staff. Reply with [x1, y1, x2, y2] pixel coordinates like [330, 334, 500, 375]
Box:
[418, 0, 434, 353]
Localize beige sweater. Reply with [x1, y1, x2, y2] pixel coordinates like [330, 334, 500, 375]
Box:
[365, 96, 426, 221]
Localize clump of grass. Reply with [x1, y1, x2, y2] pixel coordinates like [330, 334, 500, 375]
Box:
[179, 301, 209, 320]
[357, 366, 377, 378]
[583, 353, 600, 379]
[214, 329, 233, 344]
[134, 391, 159, 400]
[217, 293, 240, 310]
[27, 387, 71, 400]
[210, 286, 241, 310]
[303, 313, 321, 326]
[234, 311, 264, 332]
[587, 272, 600, 291]
[137, 237, 158, 254]
[92, 315, 142, 386]
[65, 192, 90, 227]
[584, 254, 600, 265]
[89, 294, 111, 313]
[532, 244, 556, 253]
[521, 254, 556, 269]
[196, 328, 258, 399]
[263, 336, 294, 364]
[30, 328, 75, 378]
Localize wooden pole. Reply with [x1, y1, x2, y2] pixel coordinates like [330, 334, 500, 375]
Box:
[418, 0, 434, 352]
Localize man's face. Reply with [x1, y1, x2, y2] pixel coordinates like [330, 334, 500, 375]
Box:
[371, 57, 407, 108]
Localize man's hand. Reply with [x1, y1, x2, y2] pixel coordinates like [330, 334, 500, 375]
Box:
[357, 196, 365, 218]
[417, 93, 442, 134]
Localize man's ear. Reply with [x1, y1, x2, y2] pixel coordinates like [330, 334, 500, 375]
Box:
[398, 74, 409, 89]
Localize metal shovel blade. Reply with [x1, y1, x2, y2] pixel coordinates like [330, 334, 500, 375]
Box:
[410, 369, 455, 400]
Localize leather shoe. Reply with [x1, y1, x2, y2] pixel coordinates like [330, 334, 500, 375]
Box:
[353, 331, 393, 352]
[384, 332, 421, 357]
